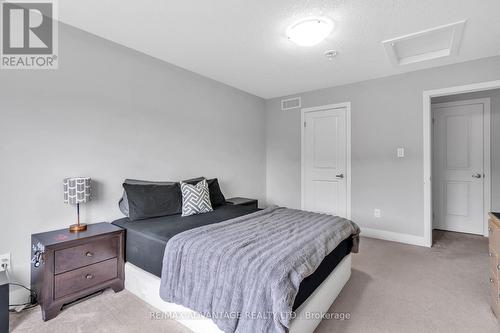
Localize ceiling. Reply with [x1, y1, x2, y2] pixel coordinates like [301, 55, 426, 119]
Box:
[59, 0, 500, 99]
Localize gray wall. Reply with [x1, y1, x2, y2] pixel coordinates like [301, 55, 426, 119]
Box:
[265, 55, 500, 238]
[0, 24, 266, 302]
[433, 89, 500, 211]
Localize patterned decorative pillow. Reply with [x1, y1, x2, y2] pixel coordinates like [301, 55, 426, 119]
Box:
[181, 179, 213, 217]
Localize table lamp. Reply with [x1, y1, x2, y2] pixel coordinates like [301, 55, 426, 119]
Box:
[63, 177, 91, 232]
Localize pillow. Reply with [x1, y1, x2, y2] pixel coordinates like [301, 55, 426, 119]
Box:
[119, 179, 176, 217]
[181, 179, 213, 217]
[123, 183, 182, 221]
[182, 177, 226, 207]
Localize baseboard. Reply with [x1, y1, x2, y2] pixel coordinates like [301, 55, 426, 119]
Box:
[361, 227, 430, 247]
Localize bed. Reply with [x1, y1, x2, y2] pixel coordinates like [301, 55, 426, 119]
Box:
[111, 203, 356, 333]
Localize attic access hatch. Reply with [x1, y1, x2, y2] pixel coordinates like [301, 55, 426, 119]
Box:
[382, 20, 466, 66]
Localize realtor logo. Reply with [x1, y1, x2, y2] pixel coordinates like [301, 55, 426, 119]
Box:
[1, 0, 58, 69]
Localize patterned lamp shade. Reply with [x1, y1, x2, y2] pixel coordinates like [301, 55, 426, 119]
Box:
[63, 177, 91, 205]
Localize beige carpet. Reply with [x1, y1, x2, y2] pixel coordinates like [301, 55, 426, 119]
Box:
[10, 231, 499, 332]
[9, 288, 192, 333]
[316, 231, 498, 333]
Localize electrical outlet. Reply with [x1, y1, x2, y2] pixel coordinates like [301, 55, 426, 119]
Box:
[374, 209, 381, 218]
[0, 253, 11, 271]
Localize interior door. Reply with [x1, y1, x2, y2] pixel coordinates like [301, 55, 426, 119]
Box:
[303, 107, 347, 217]
[432, 100, 485, 235]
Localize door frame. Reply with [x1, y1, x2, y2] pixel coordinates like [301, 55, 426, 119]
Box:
[300, 102, 352, 219]
[423, 80, 500, 247]
[431, 98, 491, 235]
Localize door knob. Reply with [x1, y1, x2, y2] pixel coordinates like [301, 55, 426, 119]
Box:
[335, 174, 344, 179]
[472, 173, 482, 179]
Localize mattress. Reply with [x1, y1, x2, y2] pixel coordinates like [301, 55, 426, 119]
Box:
[112, 204, 352, 310]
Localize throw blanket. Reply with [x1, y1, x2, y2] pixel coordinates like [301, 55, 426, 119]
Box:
[160, 207, 360, 333]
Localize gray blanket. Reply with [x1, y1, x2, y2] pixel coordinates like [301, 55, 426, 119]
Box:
[159, 207, 360, 333]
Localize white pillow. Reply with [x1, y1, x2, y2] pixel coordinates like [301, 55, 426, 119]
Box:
[180, 179, 213, 217]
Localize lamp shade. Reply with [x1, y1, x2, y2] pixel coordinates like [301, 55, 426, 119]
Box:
[63, 177, 91, 205]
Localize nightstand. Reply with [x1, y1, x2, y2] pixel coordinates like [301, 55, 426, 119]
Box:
[31, 223, 124, 321]
[226, 197, 258, 209]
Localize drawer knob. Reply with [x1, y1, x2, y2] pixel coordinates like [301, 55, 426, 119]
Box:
[490, 278, 494, 283]
[85, 274, 94, 280]
[498, 265, 500, 270]
[489, 252, 493, 257]
[85, 251, 93, 257]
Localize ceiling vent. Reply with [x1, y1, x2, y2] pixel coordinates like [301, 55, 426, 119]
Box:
[382, 20, 466, 66]
[281, 97, 301, 111]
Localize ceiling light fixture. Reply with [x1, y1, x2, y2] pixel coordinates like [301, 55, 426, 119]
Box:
[287, 17, 334, 47]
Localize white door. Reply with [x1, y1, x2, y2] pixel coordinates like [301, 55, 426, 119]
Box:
[432, 99, 488, 235]
[302, 107, 348, 217]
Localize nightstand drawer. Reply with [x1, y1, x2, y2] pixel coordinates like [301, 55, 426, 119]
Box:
[490, 249, 499, 280]
[54, 258, 118, 299]
[54, 237, 118, 274]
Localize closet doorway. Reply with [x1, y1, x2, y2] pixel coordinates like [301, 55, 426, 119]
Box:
[301, 102, 351, 219]
[431, 98, 490, 235]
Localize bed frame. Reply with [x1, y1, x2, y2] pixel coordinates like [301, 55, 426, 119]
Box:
[124, 254, 351, 333]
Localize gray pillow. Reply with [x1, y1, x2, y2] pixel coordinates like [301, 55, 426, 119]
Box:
[123, 183, 182, 221]
[182, 177, 226, 207]
[181, 179, 213, 217]
[119, 179, 177, 217]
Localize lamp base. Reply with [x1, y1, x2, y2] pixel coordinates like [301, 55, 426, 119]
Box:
[69, 223, 87, 232]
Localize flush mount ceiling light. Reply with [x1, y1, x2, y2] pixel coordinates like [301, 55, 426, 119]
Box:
[287, 17, 334, 47]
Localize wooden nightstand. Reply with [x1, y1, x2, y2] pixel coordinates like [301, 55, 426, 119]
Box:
[489, 212, 500, 318]
[31, 223, 124, 321]
[226, 197, 258, 209]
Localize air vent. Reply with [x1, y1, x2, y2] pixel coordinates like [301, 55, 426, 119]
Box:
[281, 97, 301, 111]
[382, 20, 466, 66]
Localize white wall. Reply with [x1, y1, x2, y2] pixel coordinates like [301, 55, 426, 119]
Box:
[432, 89, 500, 212]
[265, 56, 500, 241]
[0, 24, 266, 302]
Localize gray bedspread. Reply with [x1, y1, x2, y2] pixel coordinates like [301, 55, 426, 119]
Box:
[159, 206, 360, 333]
